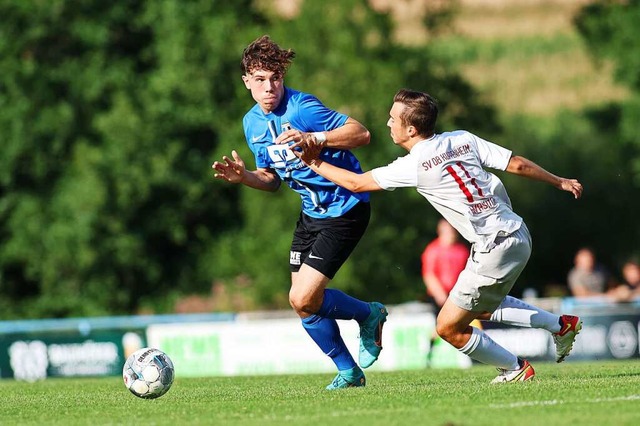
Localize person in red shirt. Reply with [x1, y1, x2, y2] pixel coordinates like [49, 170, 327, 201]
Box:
[422, 219, 470, 308]
[422, 219, 475, 366]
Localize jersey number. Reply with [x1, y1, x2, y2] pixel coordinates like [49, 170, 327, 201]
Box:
[446, 162, 483, 202]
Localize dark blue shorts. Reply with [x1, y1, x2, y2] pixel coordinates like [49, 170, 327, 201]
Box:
[289, 202, 370, 279]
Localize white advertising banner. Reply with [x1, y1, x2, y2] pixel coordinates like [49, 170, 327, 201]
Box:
[147, 313, 435, 377]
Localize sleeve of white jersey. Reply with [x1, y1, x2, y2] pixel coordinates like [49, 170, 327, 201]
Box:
[470, 133, 513, 171]
[371, 155, 418, 191]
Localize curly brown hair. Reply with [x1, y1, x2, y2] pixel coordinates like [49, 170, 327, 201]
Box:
[241, 35, 296, 76]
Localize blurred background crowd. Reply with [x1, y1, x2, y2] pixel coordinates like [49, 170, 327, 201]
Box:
[421, 221, 640, 312]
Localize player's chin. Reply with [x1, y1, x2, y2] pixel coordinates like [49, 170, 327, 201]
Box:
[262, 99, 277, 109]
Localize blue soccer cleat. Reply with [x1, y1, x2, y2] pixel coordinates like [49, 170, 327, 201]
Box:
[325, 366, 366, 390]
[359, 302, 388, 368]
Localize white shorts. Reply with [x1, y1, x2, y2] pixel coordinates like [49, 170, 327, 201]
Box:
[448, 224, 532, 313]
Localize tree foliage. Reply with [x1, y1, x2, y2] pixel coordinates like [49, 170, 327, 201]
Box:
[0, 0, 257, 317]
[0, 0, 637, 318]
[575, 0, 640, 186]
[575, 0, 640, 92]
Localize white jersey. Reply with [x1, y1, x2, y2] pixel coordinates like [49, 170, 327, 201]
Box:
[371, 130, 523, 252]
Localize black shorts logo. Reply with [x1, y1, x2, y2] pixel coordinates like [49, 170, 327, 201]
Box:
[290, 251, 301, 266]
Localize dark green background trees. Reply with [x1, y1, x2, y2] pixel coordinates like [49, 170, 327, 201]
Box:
[0, 0, 637, 319]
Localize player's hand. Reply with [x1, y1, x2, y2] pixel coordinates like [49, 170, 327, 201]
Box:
[275, 128, 304, 145]
[212, 150, 246, 184]
[292, 140, 323, 167]
[559, 178, 583, 199]
[276, 129, 325, 150]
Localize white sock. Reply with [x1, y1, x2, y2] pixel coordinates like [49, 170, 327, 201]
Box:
[459, 326, 519, 370]
[490, 296, 561, 333]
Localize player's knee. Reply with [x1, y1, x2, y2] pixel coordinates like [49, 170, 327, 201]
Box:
[436, 318, 473, 349]
[288, 291, 319, 315]
[288, 292, 302, 311]
[435, 321, 452, 342]
[435, 318, 463, 345]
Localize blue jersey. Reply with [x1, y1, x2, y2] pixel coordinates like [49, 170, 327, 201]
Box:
[243, 87, 369, 218]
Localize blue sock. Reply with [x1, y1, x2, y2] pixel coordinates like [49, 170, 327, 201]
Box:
[302, 314, 356, 371]
[316, 288, 371, 322]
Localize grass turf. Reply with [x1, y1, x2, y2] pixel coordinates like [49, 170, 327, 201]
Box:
[1, 360, 639, 425]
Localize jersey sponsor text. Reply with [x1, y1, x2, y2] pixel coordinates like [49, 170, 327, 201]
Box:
[469, 197, 497, 215]
[422, 144, 471, 170]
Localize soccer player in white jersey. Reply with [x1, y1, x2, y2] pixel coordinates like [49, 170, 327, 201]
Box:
[294, 88, 583, 383]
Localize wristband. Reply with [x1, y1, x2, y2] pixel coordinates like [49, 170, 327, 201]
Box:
[312, 132, 327, 146]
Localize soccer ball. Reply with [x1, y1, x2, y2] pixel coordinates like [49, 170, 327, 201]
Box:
[122, 347, 174, 399]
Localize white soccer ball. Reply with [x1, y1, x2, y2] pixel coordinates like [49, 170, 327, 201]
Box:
[122, 347, 174, 399]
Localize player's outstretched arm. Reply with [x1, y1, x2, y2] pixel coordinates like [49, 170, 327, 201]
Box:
[212, 150, 281, 192]
[293, 144, 381, 193]
[310, 160, 381, 193]
[277, 117, 371, 151]
[506, 155, 583, 199]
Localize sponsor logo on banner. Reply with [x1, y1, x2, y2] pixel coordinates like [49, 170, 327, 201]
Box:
[8, 339, 121, 380]
[607, 321, 638, 359]
[9, 341, 48, 382]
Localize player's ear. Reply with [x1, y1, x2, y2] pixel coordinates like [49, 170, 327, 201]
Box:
[242, 74, 251, 89]
[407, 125, 417, 137]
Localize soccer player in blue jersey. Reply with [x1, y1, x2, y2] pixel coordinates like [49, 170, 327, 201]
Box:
[212, 35, 387, 389]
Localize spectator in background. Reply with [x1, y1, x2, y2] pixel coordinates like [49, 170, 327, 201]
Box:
[421, 218, 474, 365]
[609, 259, 640, 302]
[567, 247, 611, 298]
[422, 218, 469, 308]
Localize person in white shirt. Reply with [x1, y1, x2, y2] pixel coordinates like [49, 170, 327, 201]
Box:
[291, 88, 584, 383]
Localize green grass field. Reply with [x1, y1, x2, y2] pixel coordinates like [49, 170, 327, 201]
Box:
[2, 360, 639, 425]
